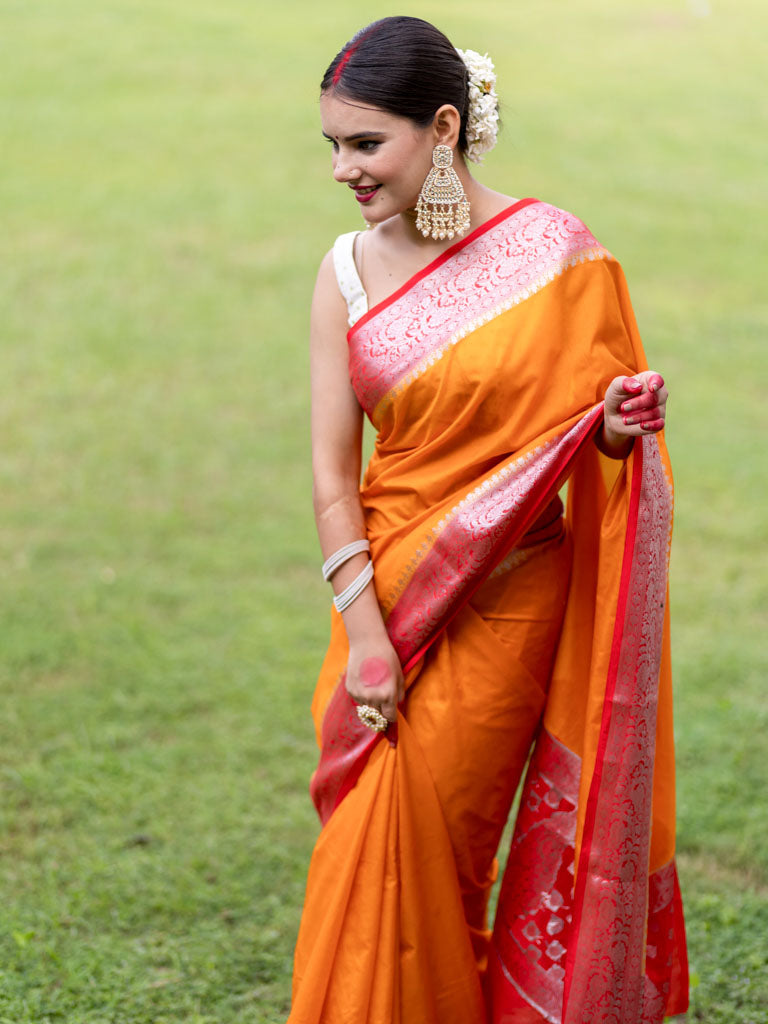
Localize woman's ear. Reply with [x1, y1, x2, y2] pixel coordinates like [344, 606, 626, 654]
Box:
[432, 104, 462, 149]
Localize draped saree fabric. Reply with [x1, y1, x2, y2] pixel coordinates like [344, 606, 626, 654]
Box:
[289, 200, 688, 1024]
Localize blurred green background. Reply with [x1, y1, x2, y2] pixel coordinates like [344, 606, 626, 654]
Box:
[1, 1, 766, 1021]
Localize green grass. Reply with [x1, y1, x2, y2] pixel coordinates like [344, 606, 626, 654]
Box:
[1, 1, 766, 1021]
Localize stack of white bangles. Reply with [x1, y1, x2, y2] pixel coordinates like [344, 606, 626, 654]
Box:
[322, 539, 374, 613]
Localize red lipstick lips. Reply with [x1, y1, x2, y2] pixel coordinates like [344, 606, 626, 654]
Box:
[352, 185, 381, 204]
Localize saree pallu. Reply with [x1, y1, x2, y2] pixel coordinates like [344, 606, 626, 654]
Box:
[289, 200, 688, 1024]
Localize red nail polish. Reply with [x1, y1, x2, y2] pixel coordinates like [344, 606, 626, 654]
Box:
[623, 416, 635, 426]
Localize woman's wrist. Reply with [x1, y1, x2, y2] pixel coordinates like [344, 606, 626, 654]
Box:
[339, 585, 390, 643]
[595, 420, 634, 460]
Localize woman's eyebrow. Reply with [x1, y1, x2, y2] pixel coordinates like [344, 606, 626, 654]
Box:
[321, 131, 386, 142]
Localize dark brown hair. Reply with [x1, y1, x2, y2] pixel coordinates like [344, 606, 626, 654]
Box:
[321, 17, 471, 154]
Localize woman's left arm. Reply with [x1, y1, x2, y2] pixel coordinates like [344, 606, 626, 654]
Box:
[596, 371, 668, 459]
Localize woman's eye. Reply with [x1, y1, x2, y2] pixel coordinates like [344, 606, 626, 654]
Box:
[323, 138, 379, 154]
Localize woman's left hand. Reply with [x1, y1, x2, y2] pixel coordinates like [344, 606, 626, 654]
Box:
[604, 371, 668, 438]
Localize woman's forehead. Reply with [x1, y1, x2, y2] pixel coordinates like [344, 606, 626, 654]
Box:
[319, 93, 402, 136]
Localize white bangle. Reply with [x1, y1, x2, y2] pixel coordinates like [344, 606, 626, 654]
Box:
[322, 539, 371, 581]
[333, 559, 374, 613]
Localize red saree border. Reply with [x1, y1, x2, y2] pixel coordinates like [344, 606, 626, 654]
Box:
[309, 675, 393, 826]
[348, 198, 540, 339]
[569, 443, 643, 892]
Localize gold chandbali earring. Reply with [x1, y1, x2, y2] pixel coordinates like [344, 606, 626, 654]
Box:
[416, 144, 470, 241]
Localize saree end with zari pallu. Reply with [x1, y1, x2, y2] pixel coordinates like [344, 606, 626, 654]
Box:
[488, 436, 688, 1024]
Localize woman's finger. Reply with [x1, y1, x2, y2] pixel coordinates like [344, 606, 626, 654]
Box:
[620, 388, 667, 414]
[621, 376, 643, 395]
[623, 404, 666, 425]
[379, 698, 398, 722]
[348, 678, 400, 714]
[626, 400, 666, 422]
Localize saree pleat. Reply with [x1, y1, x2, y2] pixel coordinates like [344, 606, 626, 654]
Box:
[292, 719, 488, 1024]
[290, 200, 687, 1024]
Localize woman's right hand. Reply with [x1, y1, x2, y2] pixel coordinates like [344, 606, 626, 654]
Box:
[346, 637, 404, 723]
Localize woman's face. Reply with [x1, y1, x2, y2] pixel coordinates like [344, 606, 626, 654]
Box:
[320, 91, 434, 225]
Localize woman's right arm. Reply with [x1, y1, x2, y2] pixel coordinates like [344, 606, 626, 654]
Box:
[310, 252, 404, 722]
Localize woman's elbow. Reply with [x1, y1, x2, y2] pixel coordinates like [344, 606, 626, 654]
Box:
[312, 473, 361, 521]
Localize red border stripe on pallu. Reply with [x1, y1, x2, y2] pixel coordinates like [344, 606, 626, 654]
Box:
[347, 198, 541, 339]
[398, 406, 604, 675]
[561, 441, 644, 1017]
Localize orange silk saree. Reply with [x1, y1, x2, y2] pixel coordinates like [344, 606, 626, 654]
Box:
[289, 200, 688, 1024]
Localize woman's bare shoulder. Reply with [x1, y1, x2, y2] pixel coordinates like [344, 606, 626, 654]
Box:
[311, 247, 349, 341]
[313, 247, 343, 305]
[315, 246, 336, 285]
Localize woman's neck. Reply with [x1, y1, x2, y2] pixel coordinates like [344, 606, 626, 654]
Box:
[395, 177, 518, 248]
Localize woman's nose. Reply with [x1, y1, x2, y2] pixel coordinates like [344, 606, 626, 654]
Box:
[333, 150, 360, 183]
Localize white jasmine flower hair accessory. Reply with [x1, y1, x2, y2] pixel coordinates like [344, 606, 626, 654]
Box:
[456, 48, 500, 164]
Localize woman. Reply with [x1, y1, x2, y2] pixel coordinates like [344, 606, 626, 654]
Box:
[290, 16, 688, 1024]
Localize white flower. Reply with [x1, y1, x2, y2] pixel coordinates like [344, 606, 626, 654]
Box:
[456, 48, 500, 164]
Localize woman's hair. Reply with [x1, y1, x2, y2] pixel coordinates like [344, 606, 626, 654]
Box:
[321, 17, 471, 154]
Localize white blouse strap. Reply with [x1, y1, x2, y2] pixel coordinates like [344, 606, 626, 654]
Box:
[332, 231, 369, 327]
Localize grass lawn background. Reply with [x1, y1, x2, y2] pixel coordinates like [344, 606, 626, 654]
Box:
[1, 1, 766, 1021]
